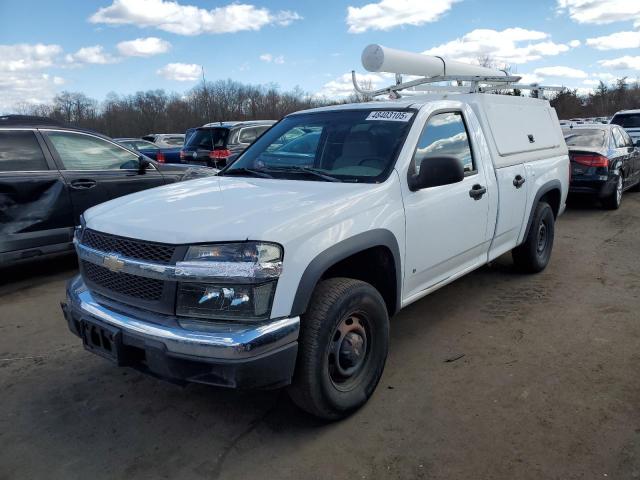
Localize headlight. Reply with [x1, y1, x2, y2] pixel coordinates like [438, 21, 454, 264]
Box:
[177, 281, 276, 321]
[176, 242, 282, 321]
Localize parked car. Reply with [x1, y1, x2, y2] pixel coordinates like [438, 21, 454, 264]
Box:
[0, 116, 215, 267]
[115, 138, 182, 164]
[141, 133, 185, 148]
[563, 124, 640, 209]
[180, 120, 276, 168]
[63, 89, 568, 419]
[610, 109, 640, 147]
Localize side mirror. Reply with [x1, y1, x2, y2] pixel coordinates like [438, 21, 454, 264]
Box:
[408, 156, 465, 192]
[138, 156, 150, 174]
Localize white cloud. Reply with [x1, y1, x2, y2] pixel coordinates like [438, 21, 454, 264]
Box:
[316, 72, 385, 98]
[568, 39, 581, 48]
[423, 28, 574, 65]
[517, 73, 545, 84]
[0, 43, 62, 72]
[0, 43, 65, 112]
[598, 55, 640, 70]
[557, 0, 640, 27]
[583, 79, 600, 86]
[347, 0, 460, 33]
[65, 45, 119, 65]
[534, 66, 588, 78]
[117, 37, 171, 57]
[156, 62, 201, 81]
[259, 53, 284, 64]
[586, 31, 640, 51]
[90, 0, 301, 35]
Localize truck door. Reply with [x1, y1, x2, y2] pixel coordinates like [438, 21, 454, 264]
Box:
[403, 110, 491, 300]
[42, 130, 165, 222]
[0, 129, 74, 262]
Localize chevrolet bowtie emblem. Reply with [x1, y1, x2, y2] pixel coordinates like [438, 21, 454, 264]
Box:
[103, 254, 125, 273]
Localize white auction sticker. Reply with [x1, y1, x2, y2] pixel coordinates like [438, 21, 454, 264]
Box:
[365, 111, 413, 122]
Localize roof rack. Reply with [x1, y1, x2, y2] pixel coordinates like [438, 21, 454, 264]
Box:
[352, 71, 565, 99]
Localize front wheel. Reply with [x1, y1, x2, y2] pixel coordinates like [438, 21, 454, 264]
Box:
[512, 201, 555, 273]
[287, 278, 389, 420]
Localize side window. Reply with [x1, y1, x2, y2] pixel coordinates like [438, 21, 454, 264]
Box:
[413, 112, 475, 175]
[47, 131, 140, 170]
[0, 131, 48, 172]
[238, 127, 259, 144]
[620, 129, 634, 147]
[612, 128, 626, 148]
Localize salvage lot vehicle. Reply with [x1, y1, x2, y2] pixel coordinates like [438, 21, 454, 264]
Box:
[0, 116, 215, 267]
[180, 120, 275, 168]
[62, 47, 569, 420]
[141, 133, 185, 148]
[564, 124, 640, 209]
[115, 138, 182, 164]
[610, 109, 640, 147]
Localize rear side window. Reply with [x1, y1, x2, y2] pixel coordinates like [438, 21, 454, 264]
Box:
[162, 136, 184, 146]
[0, 131, 48, 171]
[238, 127, 262, 144]
[612, 128, 627, 148]
[611, 113, 640, 128]
[186, 128, 229, 150]
[47, 131, 140, 170]
[413, 112, 475, 175]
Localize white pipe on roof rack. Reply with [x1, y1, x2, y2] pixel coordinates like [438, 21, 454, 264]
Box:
[362, 44, 508, 78]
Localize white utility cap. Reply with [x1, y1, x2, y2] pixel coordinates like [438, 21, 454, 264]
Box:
[362, 44, 508, 78]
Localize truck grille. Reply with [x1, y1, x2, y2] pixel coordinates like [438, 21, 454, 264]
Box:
[82, 261, 164, 301]
[82, 229, 176, 264]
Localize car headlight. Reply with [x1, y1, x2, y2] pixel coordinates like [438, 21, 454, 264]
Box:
[175, 242, 282, 321]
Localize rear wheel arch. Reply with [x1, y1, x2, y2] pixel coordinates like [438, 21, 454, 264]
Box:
[290, 230, 402, 318]
[522, 180, 561, 241]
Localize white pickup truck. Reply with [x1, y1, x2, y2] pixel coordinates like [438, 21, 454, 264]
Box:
[62, 49, 569, 420]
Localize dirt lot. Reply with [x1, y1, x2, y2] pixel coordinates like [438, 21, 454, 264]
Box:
[1, 195, 639, 480]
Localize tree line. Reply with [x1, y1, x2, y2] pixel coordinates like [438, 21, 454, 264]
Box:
[550, 78, 640, 120]
[12, 76, 640, 138]
[15, 80, 335, 137]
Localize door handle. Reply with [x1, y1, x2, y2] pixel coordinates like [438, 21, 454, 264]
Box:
[513, 175, 526, 188]
[469, 184, 487, 200]
[70, 179, 97, 190]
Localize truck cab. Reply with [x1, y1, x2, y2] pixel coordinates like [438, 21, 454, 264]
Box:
[62, 48, 569, 420]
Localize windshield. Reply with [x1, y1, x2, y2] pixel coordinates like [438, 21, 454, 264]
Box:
[563, 129, 606, 147]
[222, 109, 415, 182]
[186, 128, 229, 150]
[610, 113, 640, 128]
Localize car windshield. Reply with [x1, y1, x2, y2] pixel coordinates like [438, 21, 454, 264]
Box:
[186, 128, 229, 150]
[222, 109, 415, 182]
[610, 113, 640, 128]
[563, 129, 606, 147]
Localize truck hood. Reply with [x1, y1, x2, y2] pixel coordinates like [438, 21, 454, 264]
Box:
[84, 176, 388, 244]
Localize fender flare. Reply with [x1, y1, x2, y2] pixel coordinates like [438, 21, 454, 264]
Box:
[522, 179, 561, 241]
[289, 229, 402, 317]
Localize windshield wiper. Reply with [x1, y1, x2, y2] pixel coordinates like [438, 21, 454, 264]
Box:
[221, 167, 273, 179]
[265, 166, 342, 182]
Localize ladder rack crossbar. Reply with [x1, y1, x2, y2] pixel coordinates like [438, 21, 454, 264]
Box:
[351, 71, 564, 98]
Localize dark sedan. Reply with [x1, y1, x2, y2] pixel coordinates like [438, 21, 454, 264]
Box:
[564, 124, 640, 209]
[0, 117, 215, 266]
[115, 138, 182, 164]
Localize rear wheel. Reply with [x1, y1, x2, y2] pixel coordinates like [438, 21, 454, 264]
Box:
[602, 175, 623, 210]
[512, 201, 555, 273]
[288, 278, 389, 420]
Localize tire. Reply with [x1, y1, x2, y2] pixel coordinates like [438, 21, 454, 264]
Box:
[602, 174, 623, 210]
[287, 277, 389, 420]
[512, 201, 555, 273]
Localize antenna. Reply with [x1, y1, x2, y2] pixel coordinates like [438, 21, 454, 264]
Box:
[354, 44, 564, 98]
[201, 65, 211, 121]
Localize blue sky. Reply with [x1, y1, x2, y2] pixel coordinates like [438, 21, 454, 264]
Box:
[1, 0, 639, 112]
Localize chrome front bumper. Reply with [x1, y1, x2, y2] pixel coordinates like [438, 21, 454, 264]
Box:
[63, 275, 300, 388]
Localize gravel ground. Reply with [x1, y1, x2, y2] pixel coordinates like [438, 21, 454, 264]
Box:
[1, 194, 639, 480]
